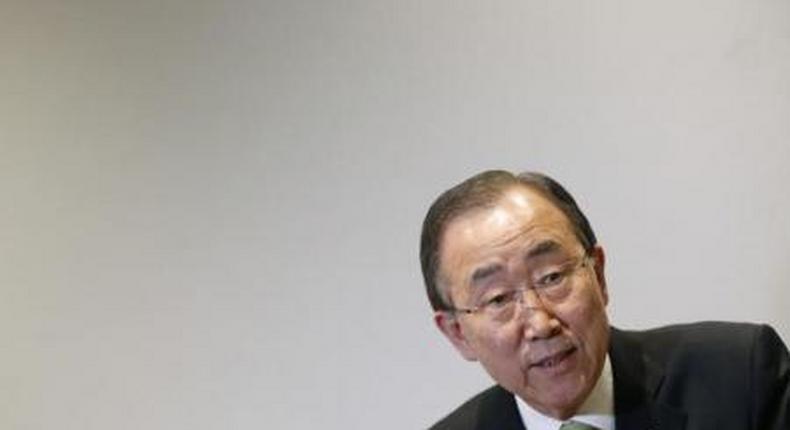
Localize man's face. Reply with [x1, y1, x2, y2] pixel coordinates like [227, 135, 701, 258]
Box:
[434, 185, 610, 419]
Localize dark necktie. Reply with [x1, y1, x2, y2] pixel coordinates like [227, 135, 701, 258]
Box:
[559, 421, 600, 430]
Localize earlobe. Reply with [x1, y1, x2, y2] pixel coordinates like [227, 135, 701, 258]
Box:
[434, 311, 479, 361]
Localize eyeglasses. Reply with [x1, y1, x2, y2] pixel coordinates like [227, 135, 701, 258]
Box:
[449, 255, 593, 324]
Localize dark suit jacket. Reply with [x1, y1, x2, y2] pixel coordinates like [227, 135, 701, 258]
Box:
[430, 322, 790, 429]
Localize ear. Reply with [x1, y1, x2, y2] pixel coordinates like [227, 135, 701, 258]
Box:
[591, 245, 608, 305]
[434, 311, 479, 361]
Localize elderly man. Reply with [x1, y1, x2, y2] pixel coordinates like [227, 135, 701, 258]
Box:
[420, 170, 790, 430]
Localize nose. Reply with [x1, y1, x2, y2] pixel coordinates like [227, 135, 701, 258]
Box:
[516, 289, 561, 340]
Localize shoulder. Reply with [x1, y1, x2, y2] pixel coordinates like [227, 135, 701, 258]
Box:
[612, 322, 790, 428]
[430, 385, 520, 430]
[613, 321, 788, 389]
[614, 321, 772, 355]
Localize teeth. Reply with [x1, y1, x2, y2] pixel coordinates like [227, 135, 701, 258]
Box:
[538, 350, 569, 368]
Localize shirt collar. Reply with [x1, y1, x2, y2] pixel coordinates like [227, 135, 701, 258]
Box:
[515, 354, 615, 430]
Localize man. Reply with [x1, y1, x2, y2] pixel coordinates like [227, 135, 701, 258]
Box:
[420, 170, 790, 430]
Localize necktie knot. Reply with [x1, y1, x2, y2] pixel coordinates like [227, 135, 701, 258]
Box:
[559, 421, 600, 430]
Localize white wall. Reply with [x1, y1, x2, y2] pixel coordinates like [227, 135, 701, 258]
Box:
[2, 1, 789, 428]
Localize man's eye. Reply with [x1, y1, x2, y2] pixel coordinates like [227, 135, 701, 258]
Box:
[484, 292, 514, 308]
[537, 270, 566, 287]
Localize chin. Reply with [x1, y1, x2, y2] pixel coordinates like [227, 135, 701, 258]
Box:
[513, 369, 593, 419]
[525, 383, 587, 419]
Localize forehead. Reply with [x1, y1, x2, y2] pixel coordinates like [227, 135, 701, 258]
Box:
[438, 186, 579, 284]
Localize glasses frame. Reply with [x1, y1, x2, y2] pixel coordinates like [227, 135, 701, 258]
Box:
[448, 254, 594, 318]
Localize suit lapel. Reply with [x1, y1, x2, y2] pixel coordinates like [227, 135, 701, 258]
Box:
[474, 385, 526, 430]
[610, 328, 686, 430]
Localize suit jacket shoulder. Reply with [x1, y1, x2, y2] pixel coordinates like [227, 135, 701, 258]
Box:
[429, 385, 524, 430]
[611, 322, 790, 430]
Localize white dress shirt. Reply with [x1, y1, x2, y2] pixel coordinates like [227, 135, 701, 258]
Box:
[515, 355, 615, 430]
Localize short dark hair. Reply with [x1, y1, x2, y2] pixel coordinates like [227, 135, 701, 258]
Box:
[419, 170, 597, 311]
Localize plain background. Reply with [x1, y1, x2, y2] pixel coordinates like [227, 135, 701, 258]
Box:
[2, 0, 789, 428]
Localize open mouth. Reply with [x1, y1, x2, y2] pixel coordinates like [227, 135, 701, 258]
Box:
[530, 347, 577, 369]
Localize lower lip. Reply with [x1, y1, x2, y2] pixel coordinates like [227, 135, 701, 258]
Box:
[531, 348, 577, 374]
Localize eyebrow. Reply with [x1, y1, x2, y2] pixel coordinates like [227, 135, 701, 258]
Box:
[470, 264, 504, 285]
[524, 240, 562, 260]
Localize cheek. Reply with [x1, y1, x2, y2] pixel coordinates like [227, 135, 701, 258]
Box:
[574, 301, 610, 365]
[468, 324, 522, 358]
[559, 289, 609, 345]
